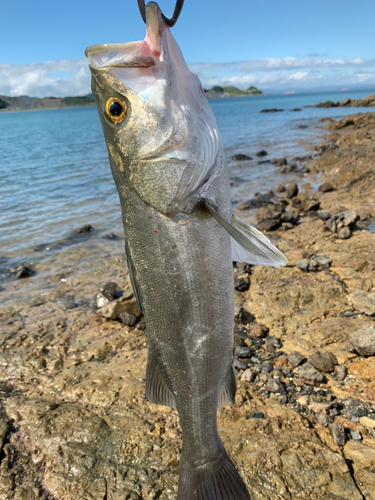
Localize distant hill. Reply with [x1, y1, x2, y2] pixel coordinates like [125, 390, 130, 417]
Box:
[0, 94, 95, 111]
[205, 85, 263, 99]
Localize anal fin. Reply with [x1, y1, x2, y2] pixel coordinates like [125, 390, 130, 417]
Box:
[218, 364, 237, 409]
[145, 348, 176, 408]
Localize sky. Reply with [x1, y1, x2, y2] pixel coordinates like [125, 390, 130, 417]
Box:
[1, 0, 375, 96]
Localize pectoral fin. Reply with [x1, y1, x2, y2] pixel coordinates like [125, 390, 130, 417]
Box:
[203, 200, 288, 268]
[145, 348, 176, 408]
[218, 364, 237, 409]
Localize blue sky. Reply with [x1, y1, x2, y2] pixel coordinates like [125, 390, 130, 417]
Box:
[1, 0, 375, 96]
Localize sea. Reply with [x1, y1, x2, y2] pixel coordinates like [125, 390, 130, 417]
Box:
[0, 89, 374, 276]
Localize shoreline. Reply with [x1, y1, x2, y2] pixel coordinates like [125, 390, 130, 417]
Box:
[1, 111, 375, 498]
[0, 103, 96, 114]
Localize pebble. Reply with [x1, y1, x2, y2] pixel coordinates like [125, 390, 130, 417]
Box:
[296, 363, 324, 382]
[315, 413, 330, 427]
[287, 351, 306, 367]
[120, 312, 138, 326]
[257, 219, 281, 231]
[337, 227, 351, 239]
[276, 184, 286, 192]
[319, 211, 331, 221]
[237, 308, 255, 325]
[241, 369, 256, 383]
[330, 422, 346, 446]
[75, 224, 94, 233]
[232, 154, 252, 161]
[248, 324, 268, 339]
[253, 412, 265, 419]
[10, 264, 34, 279]
[359, 416, 375, 429]
[266, 336, 282, 349]
[334, 365, 347, 381]
[308, 350, 337, 373]
[316, 255, 332, 269]
[318, 182, 334, 192]
[234, 276, 250, 292]
[348, 323, 375, 357]
[298, 395, 310, 406]
[234, 346, 252, 358]
[350, 430, 362, 441]
[233, 359, 248, 370]
[286, 182, 299, 199]
[256, 150, 268, 157]
[273, 158, 287, 167]
[296, 258, 310, 272]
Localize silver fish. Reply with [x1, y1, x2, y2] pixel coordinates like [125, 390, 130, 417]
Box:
[86, 3, 287, 498]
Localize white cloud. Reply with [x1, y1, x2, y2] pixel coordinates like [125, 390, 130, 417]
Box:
[1, 56, 375, 97]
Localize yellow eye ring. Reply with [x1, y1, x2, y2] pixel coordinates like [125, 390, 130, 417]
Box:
[105, 97, 128, 124]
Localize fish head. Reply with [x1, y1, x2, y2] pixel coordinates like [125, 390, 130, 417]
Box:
[86, 1, 221, 215]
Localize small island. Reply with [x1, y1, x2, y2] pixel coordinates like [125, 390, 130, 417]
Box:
[205, 85, 263, 99]
[0, 94, 95, 112]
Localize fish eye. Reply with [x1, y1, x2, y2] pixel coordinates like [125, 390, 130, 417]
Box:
[105, 97, 127, 124]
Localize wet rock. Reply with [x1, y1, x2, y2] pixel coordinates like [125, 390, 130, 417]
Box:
[296, 363, 324, 382]
[335, 365, 347, 381]
[234, 276, 250, 292]
[256, 150, 268, 157]
[260, 108, 283, 113]
[280, 163, 297, 173]
[232, 153, 252, 161]
[97, 295, 141, 320]
[74, 224, 94, 233]
[257, 219, 281, 231]
[338, 227, 352, 239]
[273, 158, 288, 167]
[318, 182, 335, 192]
[276, 184, 286, 192]
[330, 422, 346, 446]
[266, 378, 286, 394]
[9, 264, 34, 279]
[348, 323, 375, 356]
[348, 291, 375, 316]
[287, 351, 306, 367]
[359, 416, 375, 430]
[286, 182, 299, 199]
[96, 281, 119, 308]
[119, 312, 138, 326]
[101, 232, 121, 240]
[291, 108, 302, 111]
[241, 369, 256, 382]
[308, 350, 337, 373]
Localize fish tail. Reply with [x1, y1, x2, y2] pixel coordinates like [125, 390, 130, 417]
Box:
[177, 450, 250, 500]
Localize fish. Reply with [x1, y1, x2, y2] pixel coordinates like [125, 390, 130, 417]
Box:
[85, 2, 287, 498]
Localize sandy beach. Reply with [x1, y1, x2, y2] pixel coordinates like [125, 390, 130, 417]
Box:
[1, 110, 375, 499]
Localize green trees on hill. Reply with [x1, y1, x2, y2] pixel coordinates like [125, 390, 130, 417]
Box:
[0, 98, 9, 109]
[206, 85, 262, 96]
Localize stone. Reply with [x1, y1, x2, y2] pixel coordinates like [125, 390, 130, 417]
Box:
[296, 258, 310, 272]
[318, 182, 335, 192]
[319, 211, 331, 221]
[308, 350, 337, 373]
[237, 308, 255, 324]
[96, 281, 118, 308]
[303, 198, 321, 211]
[257, 219, 281, 231]
[234, 346, 252, 358]
[335, 365, 347, 381]
[241, 369, 256, 382]
[234, 276, 250, 292]
[233, 358, 248, 370]
[266, 378, 285, 394]
[338, 227, 352, 239]
[280, 163, 297, 173]
[330, 422, 346, 446]
[350, 430, 362, 441]
[344, 441, 375, 468]
[276, 184, 286, 192]
[74, 224, 94, 233]
[260, 108, 283, 113]
[348, 291, 375, 316]
[273, 158, 287, 167]
[236, 201, 250, 210]
[348, 323, 375, 356]
[232, 153, 252, 161]
[316, 255, 332, 269]
[256, 150, 268, 157]
[286, 182, 299, 199]
[297, 395, 310, 406]
[296, 363, 324, 382]
[97, 296, 141, 320]
[119, 312, 138, 326]
[9, 264, 34, 279]
[287, 352, 306, 367]
[359, 417, 375, 429]
[247, 324, 268, 338]
[315, 412, 330, 427]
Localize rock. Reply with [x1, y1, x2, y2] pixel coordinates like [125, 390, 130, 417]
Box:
[241, 369, 256, 382]
[318, 182, 334, 192]
[256, 150, 268, 157]
[341, 209, 358, 225]
[296, 259, 310, 272]
[319, 211, 331, 221]
[97, 296, 141, 320]
[74, 224, 94, 233]
[330, 422, 346, 446]
[348, 323, 375, 356]
[337, 227, 352, 239]
[350, 430, 362, 441]
[135, 319, 146, 331]
[253, 412, 264, 418]
[344, 441, 375, 468]
[335, 365, 347, 381]
[234, 276, 250, 292]
[257, 219, 281, 231]
[237, 308, 255, 324]
[348, 291, 375, 316]
[297, 395, 310, 406]
[261, 362, 274, 373]
[119, 312, 138, 326]
[296, 363, 324, 382]
[286, 182, 299, 199]
[359, 416, 375, 429]
[316, 255, 332, 269]
[232, 153, 252, 161]
[9, 264, 34, 279]
[276, 184, 286, 192]
[260, 108, 283, 113]
[273, 158, 287, 167]
[266, 378, 285, 394]
[287, 351, 306, 367]
[315, 413, 330, 427]
[303, 198, 321, 211]
[308, 350, 337, 373]
[357, 208, 370, 221]
[291, 108, 301, 111]
[280, 163, 297, 173]
[248, 323, 268, 338]
[233, 358, 248, 370]
[266, 336, 282, 348]
[236, 200, 250, 210]
[96, 282, 118, 308]
[234, 346, 252, 358]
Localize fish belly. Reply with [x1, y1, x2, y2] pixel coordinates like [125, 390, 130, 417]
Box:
[118, 179, 234, 468]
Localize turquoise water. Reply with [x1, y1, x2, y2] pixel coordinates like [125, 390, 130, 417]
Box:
[0, 89, 374, 268]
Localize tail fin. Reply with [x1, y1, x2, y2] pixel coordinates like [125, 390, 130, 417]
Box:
[177, 451, 250, 500]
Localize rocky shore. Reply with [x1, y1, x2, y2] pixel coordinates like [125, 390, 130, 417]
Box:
[310, 93, 375, 108]
[1, 111, 375, 499]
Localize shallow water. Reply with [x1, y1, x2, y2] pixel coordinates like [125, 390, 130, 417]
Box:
[0, 89, 373, 270]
